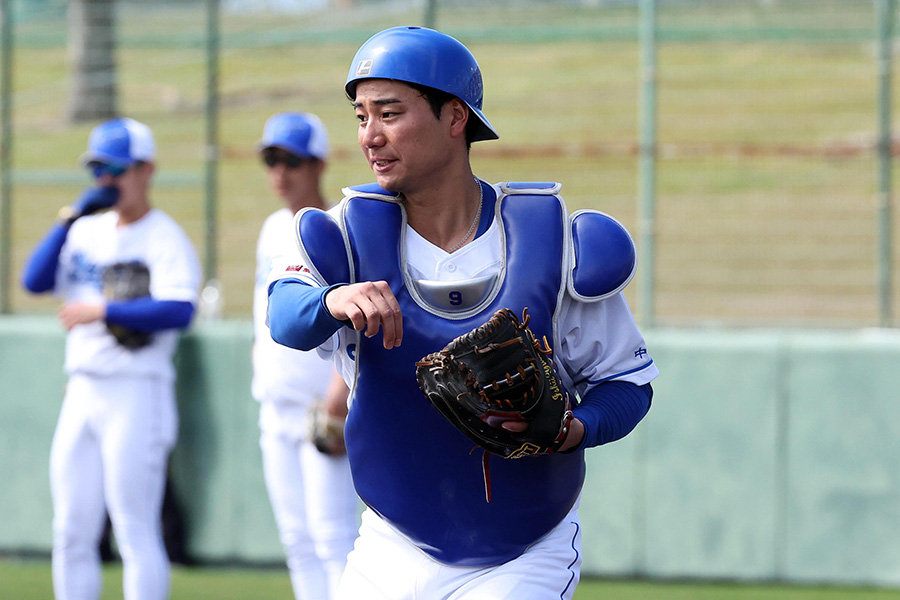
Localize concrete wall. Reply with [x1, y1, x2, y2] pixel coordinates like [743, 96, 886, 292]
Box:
[2, 316, 899, 586]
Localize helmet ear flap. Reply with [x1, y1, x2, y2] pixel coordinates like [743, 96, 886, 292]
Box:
[345, 26, 499, 142]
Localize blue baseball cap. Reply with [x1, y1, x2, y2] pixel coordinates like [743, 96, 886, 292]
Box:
[257, 112, 329, 160]
[79, 117, 156, 168]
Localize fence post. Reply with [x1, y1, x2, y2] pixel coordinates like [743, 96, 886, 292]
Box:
[0, 0, 12, 314]
[204, 0, 220, 287]
[876, 0, 895, 327]
[638, 0, 657, 328]
[424, 0, 437, 29]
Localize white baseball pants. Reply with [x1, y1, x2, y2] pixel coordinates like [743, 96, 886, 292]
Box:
[336, 500, 583, 600]
[259, 401, 359, 600]
[50, 372, 177, 600]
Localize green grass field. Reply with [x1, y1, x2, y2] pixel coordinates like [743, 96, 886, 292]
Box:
[5, 1, 897, 326]
[2, 558, 899, 600]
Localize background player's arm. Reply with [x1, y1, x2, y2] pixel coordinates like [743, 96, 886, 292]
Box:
[57, 298, 195, 332]
[322, 370, 350, 421]
[21, 224, 69, 294]
[57, 302, 105, 329]
[22, 186, 120, 294]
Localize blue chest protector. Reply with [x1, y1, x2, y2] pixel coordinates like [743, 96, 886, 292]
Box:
[296, 181, 634, 566]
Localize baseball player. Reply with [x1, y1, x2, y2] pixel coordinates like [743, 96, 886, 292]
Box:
[21, 118, 201, 600]
[252, 112, 358, 600]
[265, 27, 658, 599]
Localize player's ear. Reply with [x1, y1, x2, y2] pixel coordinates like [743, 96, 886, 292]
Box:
[447, 98, 469, 140]
[138, 161, 156, 180]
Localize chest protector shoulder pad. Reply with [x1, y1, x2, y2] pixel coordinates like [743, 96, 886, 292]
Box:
[291, 183, 403, 286]
[566, 209, 636, 301]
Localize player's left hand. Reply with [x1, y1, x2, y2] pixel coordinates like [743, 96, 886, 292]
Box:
[72, 185, 120, 219]
[58, 302, 106, 330]
[500, 415, 584, 452]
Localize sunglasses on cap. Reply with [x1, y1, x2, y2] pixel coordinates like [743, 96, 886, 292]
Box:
[262, 151, 307, 169]
[88, 161, 129, 179]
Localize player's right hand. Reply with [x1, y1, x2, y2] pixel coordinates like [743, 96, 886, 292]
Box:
[58, 301, 105, 330]
[72, 186, 120, 218]
[324, 281, 402, 349]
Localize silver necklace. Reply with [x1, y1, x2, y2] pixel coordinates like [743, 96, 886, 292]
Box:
[448, 178, 483, 253]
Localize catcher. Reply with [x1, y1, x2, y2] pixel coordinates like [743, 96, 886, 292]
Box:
[266, 26, 657, 600]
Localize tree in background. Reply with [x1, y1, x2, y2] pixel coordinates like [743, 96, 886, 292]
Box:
[67, 0, 116, 123]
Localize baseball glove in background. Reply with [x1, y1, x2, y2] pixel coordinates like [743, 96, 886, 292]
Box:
[415, 308, 574, 501]
[307, 398, 347, 456]
[102, 261, 153, 350]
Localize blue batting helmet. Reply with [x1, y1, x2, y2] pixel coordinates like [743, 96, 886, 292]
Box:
[345, 26, 499, 142]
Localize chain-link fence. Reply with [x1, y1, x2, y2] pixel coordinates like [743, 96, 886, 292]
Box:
[0, 0, 895, 327]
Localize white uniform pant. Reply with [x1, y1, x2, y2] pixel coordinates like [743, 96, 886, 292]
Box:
[259, 401, 359, 600]
[337, 500, 583, 600]
[50, 373, 177, 600]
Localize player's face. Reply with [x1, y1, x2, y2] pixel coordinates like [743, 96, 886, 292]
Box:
[262, 148, 318, 205]
[354, 79, 462, 195]
[97, 162, 152, 212]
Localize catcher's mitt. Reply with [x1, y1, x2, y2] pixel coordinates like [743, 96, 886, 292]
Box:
[415, 308, 574, 501]
[307, 398, 347, 456]
[102, 261, 153, 350]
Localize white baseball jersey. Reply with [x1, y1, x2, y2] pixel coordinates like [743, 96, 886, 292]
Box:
[253, 208, 332, 406]
[56, 209, 201, 381]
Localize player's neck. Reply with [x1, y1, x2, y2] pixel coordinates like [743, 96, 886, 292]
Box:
[117, 198, 151, 226]
[286, 191, 326, 214]
[404, 172, 481, 252]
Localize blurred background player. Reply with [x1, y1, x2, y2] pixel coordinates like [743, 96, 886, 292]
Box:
[252, 112, 358, 600]
[267, 27, 657, 599]
[20, 117, 201, 600]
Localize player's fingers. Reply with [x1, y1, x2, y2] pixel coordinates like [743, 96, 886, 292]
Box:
[341, 301, 368, 333]
[330, 281, 402, 347]
[368, 281, 402, 349]
[339, 281, 382, 337]
[501, 421, 529, 433]
[358, 301, 385, 339]
[325, 285, 369, 331]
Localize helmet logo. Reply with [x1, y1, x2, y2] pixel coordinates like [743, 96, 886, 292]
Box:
[356, 60, 373, 77]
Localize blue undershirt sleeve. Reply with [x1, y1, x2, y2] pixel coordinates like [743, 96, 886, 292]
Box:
[105, 298, 195, 332]
[21, 223, 70, 293]
[267, 279, 346, 351]
[572, 381, 653, 450]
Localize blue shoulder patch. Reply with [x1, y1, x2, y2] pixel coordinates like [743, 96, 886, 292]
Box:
[568, 211, 636, 301]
